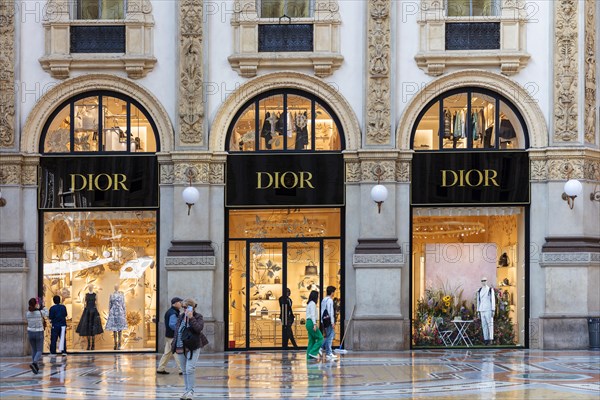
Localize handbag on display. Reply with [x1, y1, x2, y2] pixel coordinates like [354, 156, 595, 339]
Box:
[274, 276, 281, 284]
[266, 290, 275, 300]
[304, 261, 318, 276]
[498, 252, 510, 267]
[261, 306, 269, 317]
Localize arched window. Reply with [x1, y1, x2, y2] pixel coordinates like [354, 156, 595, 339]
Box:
[411, 88, 528, 151]
[226, 89, 344, 152]
[40, 91, 159, 154]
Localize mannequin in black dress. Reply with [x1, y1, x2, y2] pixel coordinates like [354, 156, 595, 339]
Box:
[76, 284, 104, 350]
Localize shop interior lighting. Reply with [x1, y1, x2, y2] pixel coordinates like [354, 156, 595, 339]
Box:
[413, 221, 486, 239]
[182, 167, 200, 216]
[562, 179, 583, 209]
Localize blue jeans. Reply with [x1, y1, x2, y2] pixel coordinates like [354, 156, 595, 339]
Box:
[321, 326, 335, 356]
[176, 349, 200, 392]
[27, 331, 44, 363]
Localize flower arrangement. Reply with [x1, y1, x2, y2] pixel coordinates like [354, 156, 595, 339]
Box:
[413, 283, 516, 347]
[126, 311, 142, 327]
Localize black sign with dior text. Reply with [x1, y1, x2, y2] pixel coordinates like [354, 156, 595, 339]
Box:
[39, 156, 158, 209]
[226, 154, 344, 207]
[411, 151, 529, 205]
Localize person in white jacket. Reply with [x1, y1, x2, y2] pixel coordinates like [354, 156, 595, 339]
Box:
[476, 277, 496, 345]
[320, 286, 337, 360]
[305, 290, 323, 360]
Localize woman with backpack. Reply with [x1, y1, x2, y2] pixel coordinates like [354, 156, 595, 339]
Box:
[171, 298, 209, 400]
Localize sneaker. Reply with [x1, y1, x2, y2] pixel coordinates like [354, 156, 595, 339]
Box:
[29, 363, 38, 374]
[156, 370, 169, 375]
[308, 353, 319, 359]
[318, 348, 323, 356]
[329, 353, 338, 359]
[180, 391, 190, 400]
[325, 354, 338, 361]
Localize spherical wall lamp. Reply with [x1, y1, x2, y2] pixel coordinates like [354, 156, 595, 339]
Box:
[370, 165, 388, 214]
[562, 179, 583, 209]
[182, 167, 200, 216]
[370, 184, 388, 214]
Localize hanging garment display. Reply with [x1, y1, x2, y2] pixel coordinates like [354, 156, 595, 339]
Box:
[295, 112, 309, 150]
[499, 119, 517, 140]
[443, 109, 452, 138]
[260, 112, 276, 149]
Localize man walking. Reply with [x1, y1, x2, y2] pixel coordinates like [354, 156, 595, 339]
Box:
[156, 297, 183, 374]
[279, 288, 298, 349]
[320, 286, 337, 360]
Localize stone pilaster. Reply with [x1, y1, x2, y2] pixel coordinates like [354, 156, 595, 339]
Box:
[365, 0, 392, 145]
[350, 239, 407, 350]
[0, 0, 15, 149]
[0, 244, 29, 356]
[178, 0, 204, 146]
[553, 0, 579, 143]
[584, 0, 597, 145]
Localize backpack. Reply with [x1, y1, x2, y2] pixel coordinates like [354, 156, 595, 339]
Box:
[321, 308, 332, 328]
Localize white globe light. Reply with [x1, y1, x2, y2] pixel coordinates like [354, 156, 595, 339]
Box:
[182, 186, 200, 205]
[371, 184, 388, 203]
[564, 179, 582, 197]
[102, 250, 111, 258]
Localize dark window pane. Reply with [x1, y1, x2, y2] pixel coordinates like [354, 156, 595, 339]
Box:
[445, 22, 500, 50]
[258, 24, 313, 52]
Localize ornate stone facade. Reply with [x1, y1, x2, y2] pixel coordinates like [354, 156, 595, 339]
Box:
[553, 0, 579, 143]
[39, 0, 156, 79]
[528, 149, 600, 181]
[228, 0, 343, 77]
[179, 0, 204, 145]
[0, 155, 39, 186]
[584, 0, 597, 145]
[366, 0, 391, 145]
[415, 0, 530, 76]
[0, 0, 15, 148]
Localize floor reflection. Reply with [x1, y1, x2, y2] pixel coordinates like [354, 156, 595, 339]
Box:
[0, 349, 598, 399]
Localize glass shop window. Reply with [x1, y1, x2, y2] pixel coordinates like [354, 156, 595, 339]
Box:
[227, 90, 344, 152]
[42, 92, 158, 154]
[42, 210, 157, 352]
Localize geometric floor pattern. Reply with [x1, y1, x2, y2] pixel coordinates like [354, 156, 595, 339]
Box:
[1, 349, 599, 399]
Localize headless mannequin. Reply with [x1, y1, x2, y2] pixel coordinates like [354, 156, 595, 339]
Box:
[86, 285, 96, 350]
[112, 284, 123, 350]
[476, 278, 496, 345]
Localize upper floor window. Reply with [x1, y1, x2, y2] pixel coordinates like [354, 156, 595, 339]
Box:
[41, 91, 158, 154]
[227, 90, 343, 152]
[75, 0, 125, 19]
[412, 88, 528, 151]
[259, 0, 313, 18]
[447, 0, 499, 17]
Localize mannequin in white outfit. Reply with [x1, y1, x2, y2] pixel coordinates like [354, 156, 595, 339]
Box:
[476, 277, 495, 345]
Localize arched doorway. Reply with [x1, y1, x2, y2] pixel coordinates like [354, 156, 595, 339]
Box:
[409, 88, 530, 348]
[38, 91, 160, 353]
[225, 89, 345, 350]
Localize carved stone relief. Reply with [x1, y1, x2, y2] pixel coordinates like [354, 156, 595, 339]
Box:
[209, 163, 224, 184]
[361, 161, 395, 182]
[345, 162, 361, 183]
[160, 164, 175, 185]
[178, 0, 204, 145]
[366, 0, 391, 145]
[174, 163, 210, 184]
[0, 1, 15, 148]
[0, 164, 20, 185]
[584, 0, 597, 145]
[553, 0, 579, 142]
[395, 160, 410, 183]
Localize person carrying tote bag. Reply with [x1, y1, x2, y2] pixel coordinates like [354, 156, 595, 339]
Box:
[171, 298, 209, 400]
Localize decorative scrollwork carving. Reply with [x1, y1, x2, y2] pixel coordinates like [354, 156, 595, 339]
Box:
[0, 0, 16, 148]
[584, 0, 597, 144]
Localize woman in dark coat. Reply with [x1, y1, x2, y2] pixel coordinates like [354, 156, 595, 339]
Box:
[171, 298, 208, 400]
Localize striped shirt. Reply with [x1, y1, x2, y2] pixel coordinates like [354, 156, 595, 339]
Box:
[26, 309, 48, 332]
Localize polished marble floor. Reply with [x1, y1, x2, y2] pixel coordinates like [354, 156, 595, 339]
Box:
[0, 349, 599, 399]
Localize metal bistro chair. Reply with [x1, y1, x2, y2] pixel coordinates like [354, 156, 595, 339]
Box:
[434, 317, 454, 347]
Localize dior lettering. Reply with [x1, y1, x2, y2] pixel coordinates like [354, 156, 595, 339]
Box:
[256, 171, 315, 189]
[69, 173, 129, 191]
[441, 169, 500, 187]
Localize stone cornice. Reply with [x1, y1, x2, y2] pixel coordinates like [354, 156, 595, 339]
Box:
[540, 252, 600, 266]
[353, 254, 405, 267]
[0, 258, 28, 272]
[528, 148, 600, 181]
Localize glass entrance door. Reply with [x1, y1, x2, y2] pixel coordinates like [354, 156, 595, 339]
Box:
[227, 208, 342, 350]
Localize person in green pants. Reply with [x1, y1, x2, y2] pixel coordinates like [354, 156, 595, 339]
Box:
[305, 290, 323, 360]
